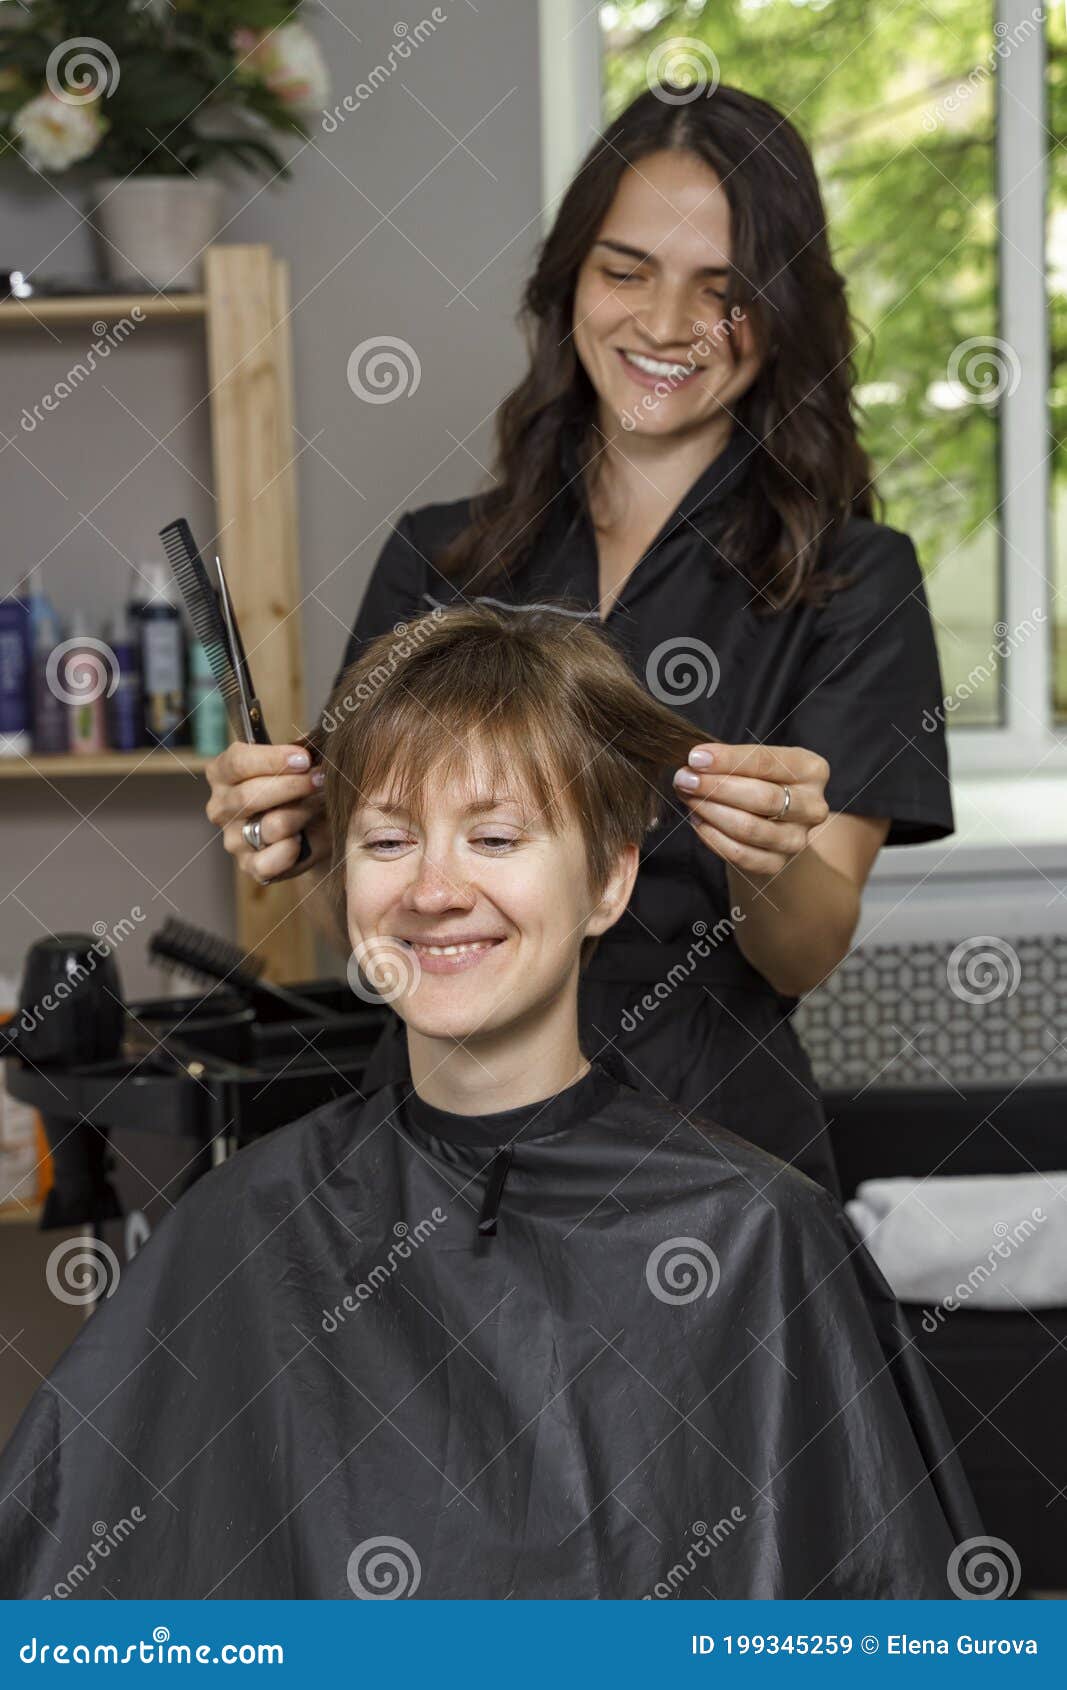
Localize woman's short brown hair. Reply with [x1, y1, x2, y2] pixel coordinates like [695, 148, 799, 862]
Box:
[314, 603, 706, 934]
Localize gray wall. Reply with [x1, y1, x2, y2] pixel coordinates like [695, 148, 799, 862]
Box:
[0, 0, 543, 1446]
[0, 0, 543, 1000]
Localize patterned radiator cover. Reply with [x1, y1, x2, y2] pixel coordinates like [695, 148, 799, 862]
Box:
[792, 934, 1066, 1091]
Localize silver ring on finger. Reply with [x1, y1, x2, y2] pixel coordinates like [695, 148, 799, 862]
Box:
[773, 784, 791, 822]
[242, 817, 265, 852]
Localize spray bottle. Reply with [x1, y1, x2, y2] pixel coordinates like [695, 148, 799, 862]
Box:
[139, 562, 186, 747]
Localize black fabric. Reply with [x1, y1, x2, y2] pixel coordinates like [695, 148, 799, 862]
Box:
[329, 439, 954, 1194]
[0, 1056, 982, 1599]
[362, 978, 843, 1199]
[332, 434, 954, 850]
[401, 1061, 615, 1237]
[399, 1057, 615, 1148]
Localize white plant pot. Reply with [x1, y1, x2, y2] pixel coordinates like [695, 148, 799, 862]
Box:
[90, 176, 228, 290]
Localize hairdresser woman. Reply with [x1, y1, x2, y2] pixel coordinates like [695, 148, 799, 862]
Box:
[204, 83, 952, 1199]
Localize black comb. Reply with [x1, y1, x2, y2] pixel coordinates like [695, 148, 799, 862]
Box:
[159, 516, 312, 867]
[158, 518, 243, 736]
[150, 916, 345, 1023]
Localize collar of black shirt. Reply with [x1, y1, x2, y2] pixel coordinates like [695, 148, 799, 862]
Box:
[559, 419, 756, 533]
[399, 1049, 633, 1148]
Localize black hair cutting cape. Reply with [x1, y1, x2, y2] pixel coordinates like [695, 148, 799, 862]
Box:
[0, 1052, 982, 1600]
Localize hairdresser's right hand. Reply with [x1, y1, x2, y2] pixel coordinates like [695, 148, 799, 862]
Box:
[204, 742, 330, 885]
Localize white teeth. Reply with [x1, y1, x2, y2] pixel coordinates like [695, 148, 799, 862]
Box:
[413, 940, 495, 956]
[623, 350, 693, 379]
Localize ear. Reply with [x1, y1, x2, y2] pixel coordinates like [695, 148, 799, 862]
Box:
[585, 842, 640, 939]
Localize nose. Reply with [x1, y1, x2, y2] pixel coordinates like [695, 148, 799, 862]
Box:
[632, 280, 699, 350]
[400, 848, 476, 917]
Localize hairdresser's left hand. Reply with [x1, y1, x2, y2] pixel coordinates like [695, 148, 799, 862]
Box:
[671, 741, 830, 877]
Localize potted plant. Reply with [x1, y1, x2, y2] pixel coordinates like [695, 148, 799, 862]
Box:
[0, 2, 330, 289]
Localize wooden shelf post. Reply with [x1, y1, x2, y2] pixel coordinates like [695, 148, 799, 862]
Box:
[204, 245, 315, 982]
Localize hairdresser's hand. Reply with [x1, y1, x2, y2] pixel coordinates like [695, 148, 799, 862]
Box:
[204, 741, 331, 886]
[671, 741, 830, 877]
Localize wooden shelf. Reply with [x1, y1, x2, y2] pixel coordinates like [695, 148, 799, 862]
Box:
[0, 750, 211, 779]
[0, 1200, 43, 1226]
[2, 245, 312, 980]
[0, 292, 207, 327]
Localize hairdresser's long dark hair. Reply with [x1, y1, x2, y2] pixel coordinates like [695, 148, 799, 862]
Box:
[437, 82, 877, 611]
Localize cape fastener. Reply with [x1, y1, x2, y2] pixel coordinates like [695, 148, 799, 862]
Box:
[477, 1146, 514, 1238]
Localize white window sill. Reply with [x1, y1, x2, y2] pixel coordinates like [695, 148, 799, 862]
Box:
[871, 773, 1067, 883]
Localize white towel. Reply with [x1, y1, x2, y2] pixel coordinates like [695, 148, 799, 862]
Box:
[845, 1171, 1067, 1310]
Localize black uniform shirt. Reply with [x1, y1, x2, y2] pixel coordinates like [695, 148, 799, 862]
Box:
[331, 428, 954, 1006]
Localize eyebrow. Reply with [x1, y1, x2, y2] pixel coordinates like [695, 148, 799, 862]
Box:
[593, 238, 729, 278]
[361, 796, 526, 822]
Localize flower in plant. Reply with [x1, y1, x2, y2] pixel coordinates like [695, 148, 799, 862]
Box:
[0, 6, 329, 181]
[232, 22, 330, 113]
[12, 89, 107, 173]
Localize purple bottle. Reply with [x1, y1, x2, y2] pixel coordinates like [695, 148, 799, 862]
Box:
[0, 597, 31, 757]
[29, 599, 69, 755]
[105, 613, 144, 751]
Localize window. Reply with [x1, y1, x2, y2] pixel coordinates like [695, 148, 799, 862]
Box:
[543, 0, 1064, 771]
[1047, 2, 1067, 721]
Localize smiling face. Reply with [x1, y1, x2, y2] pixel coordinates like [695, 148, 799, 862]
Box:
[344, 744, 638, 1054]
[572, 148, 763, 437]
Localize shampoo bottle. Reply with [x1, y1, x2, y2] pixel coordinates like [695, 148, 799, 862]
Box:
[0, 596, 30, 758]
[105, 613, 144, 751]
[24, 565, 67, 754]
[29, 597, 68, 755]
[189, 640, 229, 756]
[139, 562, 186, 748]
[66, 610, 108, 756]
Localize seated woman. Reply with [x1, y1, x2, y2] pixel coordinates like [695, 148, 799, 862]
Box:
[0, 606, 981, 1600]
